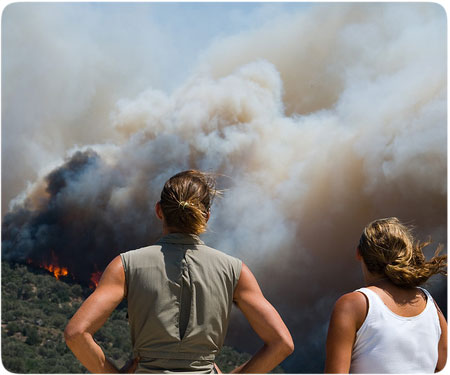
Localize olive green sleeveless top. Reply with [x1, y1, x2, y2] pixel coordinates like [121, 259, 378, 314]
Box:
[120, 233, 242, 373]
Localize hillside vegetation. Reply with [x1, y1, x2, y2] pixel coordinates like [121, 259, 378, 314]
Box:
[1, 262, 283, 373]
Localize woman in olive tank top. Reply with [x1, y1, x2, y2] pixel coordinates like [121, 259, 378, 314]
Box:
[65, 170, 294, 373]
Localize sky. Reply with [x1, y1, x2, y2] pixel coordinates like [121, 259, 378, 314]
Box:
[1, 2, 447, 373]
[2, 2, 313, 211]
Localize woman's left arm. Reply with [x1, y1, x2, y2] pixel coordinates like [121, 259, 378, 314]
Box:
[64, 255, 126, 373]
[435, 301, 447, 372]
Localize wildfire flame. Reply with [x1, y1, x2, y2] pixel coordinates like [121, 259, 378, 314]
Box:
[29, 250, 70, 280]
[90, 271, 102, 288]
[27, 252, 103, 287]
[43, 263, 69, 280]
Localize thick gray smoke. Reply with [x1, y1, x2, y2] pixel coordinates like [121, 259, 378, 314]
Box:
[2, 3, 446, 372]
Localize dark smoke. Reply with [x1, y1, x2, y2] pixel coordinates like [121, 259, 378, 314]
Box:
[2, 138, 192, 284]
[2, 149, 155, 283]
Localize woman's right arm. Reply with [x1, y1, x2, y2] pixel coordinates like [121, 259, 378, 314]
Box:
[231, 263, 294, 374]
[324, 292, 366, 373]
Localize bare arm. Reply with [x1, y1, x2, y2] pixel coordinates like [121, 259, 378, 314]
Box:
[231, 263, 294, 374]
[324, 292, 367, 374]
[64, 256, 126, 373]
[435, 301, 447, 372]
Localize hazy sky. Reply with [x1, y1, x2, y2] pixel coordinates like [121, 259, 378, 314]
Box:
[2, 2, 315, 212]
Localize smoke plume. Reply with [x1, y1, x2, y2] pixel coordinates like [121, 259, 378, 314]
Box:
[2, 3, 446, 372]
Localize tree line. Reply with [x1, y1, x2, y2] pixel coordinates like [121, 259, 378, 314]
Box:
[1, 262, 283, 373]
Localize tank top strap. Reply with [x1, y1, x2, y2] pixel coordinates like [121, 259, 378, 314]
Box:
[354, 287, 373, 297]
[354, 287, 381, 309]
[353, 287, 388, 326]
[417, 287, 441, 335]
[417, 286, 432, 303]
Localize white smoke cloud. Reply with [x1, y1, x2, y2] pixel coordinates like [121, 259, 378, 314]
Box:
[2, 2, 209, 212]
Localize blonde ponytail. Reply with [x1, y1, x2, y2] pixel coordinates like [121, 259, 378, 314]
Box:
[358, 217, 446, 287]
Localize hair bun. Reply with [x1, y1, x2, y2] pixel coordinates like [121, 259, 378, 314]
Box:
[178, 201, 192, 209]
[160, 170, 217, 234]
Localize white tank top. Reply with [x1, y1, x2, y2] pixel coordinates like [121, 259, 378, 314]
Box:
[350, 287, 441, 374]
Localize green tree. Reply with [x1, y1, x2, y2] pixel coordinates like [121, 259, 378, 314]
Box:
[25, 325, 41, 345]
[1, 262, 285, 374]
[5, 321, 21, 336]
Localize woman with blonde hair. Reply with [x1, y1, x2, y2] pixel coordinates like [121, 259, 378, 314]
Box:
[65, 170, 294, 373]
[325, 217, 447, 373]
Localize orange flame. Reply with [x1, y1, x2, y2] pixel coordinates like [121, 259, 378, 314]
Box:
[35, 250, 69, 280]
[43, 263, 69, 280]
[90, 271, 102, 288]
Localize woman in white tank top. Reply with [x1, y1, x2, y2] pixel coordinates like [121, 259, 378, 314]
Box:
[324, 217, 447, 373]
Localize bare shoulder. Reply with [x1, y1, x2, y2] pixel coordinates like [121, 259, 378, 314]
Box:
[97, 255, 126, 288]
[104, 255, 125, 276]
[433, 298, 448, 331]
[332, 291, 368, 329]
[238, 262, 253, 280]
[234, 263, 261, 298]
[334, 291, 367, 310]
